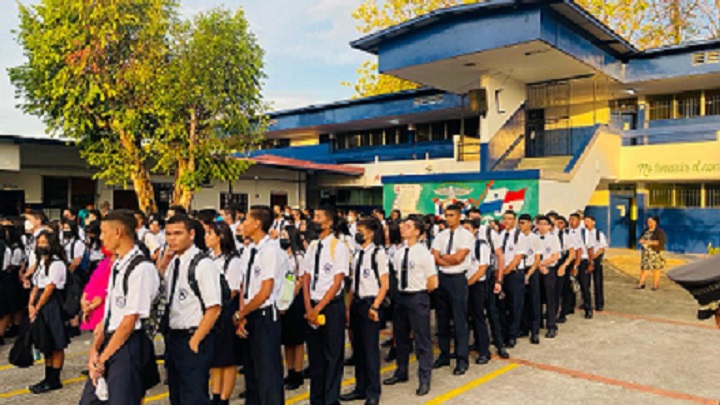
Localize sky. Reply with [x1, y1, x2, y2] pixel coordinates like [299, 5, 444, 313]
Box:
[0, 0, 368, 137]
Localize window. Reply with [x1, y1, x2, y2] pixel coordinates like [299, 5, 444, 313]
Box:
[676, 91, 701, 119]
[648, 95, 673, 120]
[675, 183, 702, 207]
[431, 122, 446, 141]
[446, 119, 462, 137]
[648, 184, 674, 207]
[415, 123, 431, 142]
[706, 89, 720, 116]
[370, 129, 384, 146]
[220, 192, 248, 213]
[706, 183, 720, 208]
[648, 183, 702, 208]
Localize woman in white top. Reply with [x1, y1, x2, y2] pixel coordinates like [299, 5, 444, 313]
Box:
[204, 221, 243, 404]
[280, 226, 306, 391]
[28, 231, 69, 394]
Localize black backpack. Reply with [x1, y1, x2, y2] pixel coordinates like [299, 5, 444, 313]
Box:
[122, 254, 166, 340]
[55, 258, 82, 319]
[368, 247, 391, 309]
[187, 253, 232, 332]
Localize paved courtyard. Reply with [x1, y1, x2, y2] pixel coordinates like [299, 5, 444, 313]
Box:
[1, 252, 719, 404]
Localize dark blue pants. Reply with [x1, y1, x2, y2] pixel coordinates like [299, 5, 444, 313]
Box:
[577, 259, 593, 314]
[435, 272, 469, 367]
[521, 272, 541, 336]
[350, 298, 381, 401]
[541, 266, 558, 331]
[245, 307, 284, 405]
[485, 269, 506, 350]
[468, 281, 491, 358]
[78, 332, 150, 405]
[503, 271, 525, 340]
[307, 298, 345, 405]
[592, 256, 605, 311]
[166, 330, 214, 405]
[393, 292, 432, 386]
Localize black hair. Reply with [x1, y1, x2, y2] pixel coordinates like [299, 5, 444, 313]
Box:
[103, 210, 137, 239]
[648, 215, 660, 226]
[317, 206, 336, 226]
[536, 215, 551, 225]
[222, 207, 239, 222]
[518, 213, 533, 222]
[584, 214, 596, 222]
[64, 208, 77, 217]
[88, 209, 102, 220]
[387, 221, 402, 245]
[357, 218, 384, 246]
[61, 219, 80, 240]
[86, 221, 102, 250]
[248, 205, 273, 233]
[148, 214, 165, 228]
[467, 207, 481, 216]
[284, 225, 305, 255]
[569, 213, 581, 219]
[445, 204, 461, 214]
[36, 230, 67, 269]
[390, 209, 402, 220]
[196, 209, 218, 225]
[6, 221, 24, 249]
[405, 217, 426, 236]
[27, 209, 47, 224]
[503, 210, 517, 218]
[206, 221, 236, 257]
[166, 214, 196, 232]
[168, 205, 188, 216]
[556, 216, 569, 227]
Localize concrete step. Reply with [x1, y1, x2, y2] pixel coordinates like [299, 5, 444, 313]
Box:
[516, 156, 572, 172]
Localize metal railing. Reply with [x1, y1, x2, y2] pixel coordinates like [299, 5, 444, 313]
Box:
[487, 103, 526, 170]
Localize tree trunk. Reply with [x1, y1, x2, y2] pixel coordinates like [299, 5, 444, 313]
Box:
[171, 108, 197, 211]
[117, 129, 157, 214]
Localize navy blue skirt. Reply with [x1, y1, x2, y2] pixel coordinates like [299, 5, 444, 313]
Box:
[33, 290, 69, 354]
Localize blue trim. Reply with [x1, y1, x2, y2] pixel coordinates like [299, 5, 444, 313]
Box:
[480, 143, 490, 172]
[382, 169, 540, 184]
[563, 125, 599, 172]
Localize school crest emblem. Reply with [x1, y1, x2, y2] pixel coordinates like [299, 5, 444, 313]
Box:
[115, 296, 126, 309]
[178, 288, 188, 301]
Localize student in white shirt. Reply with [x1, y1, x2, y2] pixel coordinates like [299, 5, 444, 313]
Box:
[28, 231, 69, 394]
[279, 226, 307, 391]
[535, 216, 562, 338]
[302, 207, 349, 405]
[234, 206, 285, 405]
[463, 219, 493, 365]
[517, 214, 542, 344]
[584, 215, 608, 313]
[204, 221, 243, 405]
[160, 215, 222, 405]
[568, 213, 594, 319]
[382, 216, 437, 397]
[494, 210, 527, 347]
[79, 210, 160, 405]
[431, 204, 474, 375]
[341, 219, 389, 404]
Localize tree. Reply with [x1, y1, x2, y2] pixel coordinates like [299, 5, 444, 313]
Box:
[346, 0, 720, 98]
[151, 8, 267, 209]
[10, 1, 266, 213]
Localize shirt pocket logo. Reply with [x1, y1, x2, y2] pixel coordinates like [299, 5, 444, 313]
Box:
[115, 296, 126, 309]
[253, 265, 262, 276]
[363, 268, 371, 278]
[323, 263, 333, 274]
[178, 288, 189, 301]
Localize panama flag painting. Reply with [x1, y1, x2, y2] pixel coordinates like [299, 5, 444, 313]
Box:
[479, 188, 527, 215]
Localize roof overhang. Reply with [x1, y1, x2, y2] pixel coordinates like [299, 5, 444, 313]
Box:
[245, 154, 364, 176]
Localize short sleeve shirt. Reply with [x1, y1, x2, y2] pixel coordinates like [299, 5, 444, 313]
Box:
[302, 235, 350, 301]
[64, 239, 85, 262]
[467, 239, 491, 281]
[240, 236, 284, 309]
[166, 245, 222, 330]
[212, 253, 243, 292]
[33, 256, 66, 289]
[537, 233, 562, 267]
[105, 247, 160, 331]
[350, 243, 389, 298]
[392, 242, 437, 292]
[431, 227, 475, 274]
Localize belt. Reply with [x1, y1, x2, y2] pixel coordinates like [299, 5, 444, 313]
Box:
[249, 306, 276, 318]
[353, 296, 375, 304]
[398, 290, 427, 296]
[311, 295, 342, 306]
[104, 329, 143, 339]
[168, 327, 198, 335]
[439, 271, 467, 278]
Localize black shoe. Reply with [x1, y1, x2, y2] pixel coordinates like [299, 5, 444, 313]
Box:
[634, 284, 646, 290]
[0, 337, 4, 346]
[506, 339, 516, 348]
[518, 331, 529, 338]
[340, 391, 365, 401]
[596, 307, 604, 312]
[432, 358, 450, 369]
[28, 379, 47, 392]
[80, 369, 89, 377]
[237, 367, 245, 375]
[453, 366, 467, 376]
[416, 384, 430, 396]
[475, 356, 490, 365]
[545, 329, 557, 339]
[237, 391, 246, 399]
[381, 339, 393, 348]
[383, 375, 408, 386]
[469, 343, 478, 352]
[530, 334, 540, 345]
[557, 316, 567, 324]
[384, 347, 396, 362]
[497, 348, 510, 359]
[344, 357, 356, 367]
[365, 399, 379, 405]
[585, 311, 593, 319]
[302, 367, 311, 379]
[450, 352, 457, 360]
[30, 380, 62, 394]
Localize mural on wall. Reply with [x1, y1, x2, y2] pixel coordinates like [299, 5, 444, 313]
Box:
[383, 179, 539, 219]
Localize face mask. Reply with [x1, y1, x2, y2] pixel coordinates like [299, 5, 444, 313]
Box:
[235, 235, 244, 243]
[24, 220, 33, 232]
[311, 222, 323, 234]
[354, 233, 366, 245]
[279, 238, 291, 251]
[36, 246, 50, 257]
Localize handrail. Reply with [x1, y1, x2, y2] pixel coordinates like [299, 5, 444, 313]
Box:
[490, 132, 525, 171]
[487, 102, 526, 170]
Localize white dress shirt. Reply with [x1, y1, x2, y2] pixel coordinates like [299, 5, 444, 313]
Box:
[302, 234, 350, 301]
[431, 226, 475, 274]
[105, 247, 160, 332]
[350, 243, 388, 299]
[165, 245, 221, 330]
[33, 256, 66, 289]
[537, 233, 562, 267]
[392, 242, 437, 293]
[239, 236, 284, 309]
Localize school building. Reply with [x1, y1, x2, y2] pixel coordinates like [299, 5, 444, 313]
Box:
[2, 0, 720, 253]
[252, 0, 720, 253]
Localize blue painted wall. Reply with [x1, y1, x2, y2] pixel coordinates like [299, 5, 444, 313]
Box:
[584, 205, 610, 243]
[641, 208, 720, 253]
[648, 115, 720, 128]
[626, 50, 720, 82]
[250, 139, 454, 165]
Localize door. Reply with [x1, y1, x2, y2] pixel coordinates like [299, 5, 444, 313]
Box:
[43, 177, 69, 209]
[113, 190, 139, 211]
[71, 177, 96, 209]
[0, 190, 24, 216]
[525, 109, 545, 157]
[610, 194, 634, 249]
[270, 192, 288, 209]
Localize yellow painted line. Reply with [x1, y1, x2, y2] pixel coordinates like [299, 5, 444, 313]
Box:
[424, 364, 519, 405]
[143, 392, 169, 403]
[0, 376, 87, 398]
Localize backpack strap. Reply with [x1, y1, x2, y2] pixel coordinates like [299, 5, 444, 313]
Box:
[187, 252, 210, 312]
[122, 254, 151, 296]
[223, 252, 239, 275]
[370, 246, 382, 289]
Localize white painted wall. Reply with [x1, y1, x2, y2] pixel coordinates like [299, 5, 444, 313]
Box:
[0, 143, 20, 171]
[539, 128, 622, 214]
[479, 76, 526, 142]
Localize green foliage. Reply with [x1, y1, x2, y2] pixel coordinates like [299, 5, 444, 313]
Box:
[9, 0, 267, 210]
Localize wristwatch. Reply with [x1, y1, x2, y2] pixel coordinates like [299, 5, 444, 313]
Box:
[370, 306, 379, 312]
[233, 312, 242, 322]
